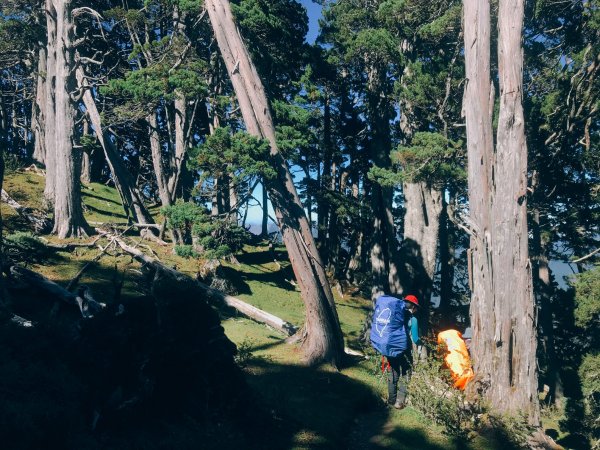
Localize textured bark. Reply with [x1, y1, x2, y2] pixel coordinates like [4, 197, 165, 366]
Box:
[32, 46, 47, 166]
[80, 117, 92, 184]
[47, 0, 90, 238]
[367, 66, 402, 300]
[77, 67, 155, 226]
[43, 0, 57, 205]
[148, 112, 171, 207]
[205, 0, 344, 366]
[463, 0, 540, 423]
[401, 181, 443, 329]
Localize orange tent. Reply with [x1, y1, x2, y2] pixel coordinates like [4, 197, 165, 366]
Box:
[437, 329, 475, 390]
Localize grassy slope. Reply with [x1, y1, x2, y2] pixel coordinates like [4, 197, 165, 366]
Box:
[0, 171, 531, 449]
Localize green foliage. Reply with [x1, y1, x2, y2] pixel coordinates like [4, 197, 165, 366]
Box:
[346, 28, 401, 65]
[579, 353, 600, 450]
[191, 127, 276, 182]
[393, 132, 465, 185]
[102, 62, 207, 112]
[573, 265, 600, 329]
[231, 0, 309, 94]
[367, 165, 404, 188]
[572, 265, 600, 447]
[174, 245, 198, 258]
[162, 201, 249, 260]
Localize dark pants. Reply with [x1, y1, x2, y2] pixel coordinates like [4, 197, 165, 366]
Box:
[387, 349, 412, 405]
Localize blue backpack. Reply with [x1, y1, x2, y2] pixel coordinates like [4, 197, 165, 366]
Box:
[370, 295, 408, 357]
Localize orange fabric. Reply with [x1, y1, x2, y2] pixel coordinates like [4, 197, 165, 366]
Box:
[437, 329, 475, 390]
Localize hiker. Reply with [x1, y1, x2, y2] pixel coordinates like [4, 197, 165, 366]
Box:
[437, 329, 475, 390]
[370, 294, 421, 409]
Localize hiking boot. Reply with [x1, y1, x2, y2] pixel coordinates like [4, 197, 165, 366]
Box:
[393, 399, 406, 410]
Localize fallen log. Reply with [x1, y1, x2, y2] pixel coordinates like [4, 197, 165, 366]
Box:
[105, 231, 298, 336]
[9, 266, 105, 319]
[1, 189, 52, 233]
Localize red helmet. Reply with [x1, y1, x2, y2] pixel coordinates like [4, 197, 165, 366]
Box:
[404, 295, 419, 307]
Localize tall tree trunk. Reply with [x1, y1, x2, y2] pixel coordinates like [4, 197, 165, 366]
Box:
[401, 181, 443, 332]
[367, 66, 402, 300]
[76, 67, 155, 226]
[32, 46, 47, 166]
[438, 192, 456, 325]
[531, 172, 562, 405]
[205, 0, 344, 366]
[48, 0, 90, 238]
[43, 0, 57, 206]
[317, 92, 332, 263]
[463, 0, 540, 423]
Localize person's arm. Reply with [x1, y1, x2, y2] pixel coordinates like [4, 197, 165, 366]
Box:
[410, 317, 423, 346]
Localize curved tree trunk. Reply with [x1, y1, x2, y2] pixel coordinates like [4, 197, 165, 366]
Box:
[76, 67, 155, 226]
[463, 0, 540, 424]
[205, 0, 344, 367]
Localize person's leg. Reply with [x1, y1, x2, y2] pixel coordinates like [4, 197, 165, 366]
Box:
[387, 356, 400, 405]
[395, 350, 413, 407]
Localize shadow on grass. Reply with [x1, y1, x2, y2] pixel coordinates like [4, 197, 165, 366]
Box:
[236, 248, 288, 266]
[82, 191, 122, 206]
[82, 202, 128, 220]
[220, 264, 296, 294]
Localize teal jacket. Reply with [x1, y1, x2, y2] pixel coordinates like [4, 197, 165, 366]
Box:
[408, 316, 422, 346]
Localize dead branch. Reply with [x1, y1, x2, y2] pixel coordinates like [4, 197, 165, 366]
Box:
[9, 266, 105, 319]
[571, 247, 600, 264]
[102, 230, 298, 336]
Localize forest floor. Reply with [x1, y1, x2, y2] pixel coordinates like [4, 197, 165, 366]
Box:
[0, 169, 570, 449]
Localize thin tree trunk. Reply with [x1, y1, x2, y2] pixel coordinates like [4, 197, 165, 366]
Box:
[318, 92, 332, 262]
[531, 173, 562, 406]
[148, 112, 171, 207]
[205, 0, 344, 366]
[261, 180, 269, 237]
[80, 117, 91, 184]
[438, 192, 455, 325]
[463, 0, 540, 423]
[32, 46, 47, 166]
[43, 0, 57, 206]
[76, 67, 155, 226]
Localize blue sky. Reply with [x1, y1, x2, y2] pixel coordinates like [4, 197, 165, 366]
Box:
[300, 0, 323, 44]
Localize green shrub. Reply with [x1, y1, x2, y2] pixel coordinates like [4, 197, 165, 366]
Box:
[162, 201, 249, 260]
[174, 245, 198, 258]
[407, 356, 482, 439]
